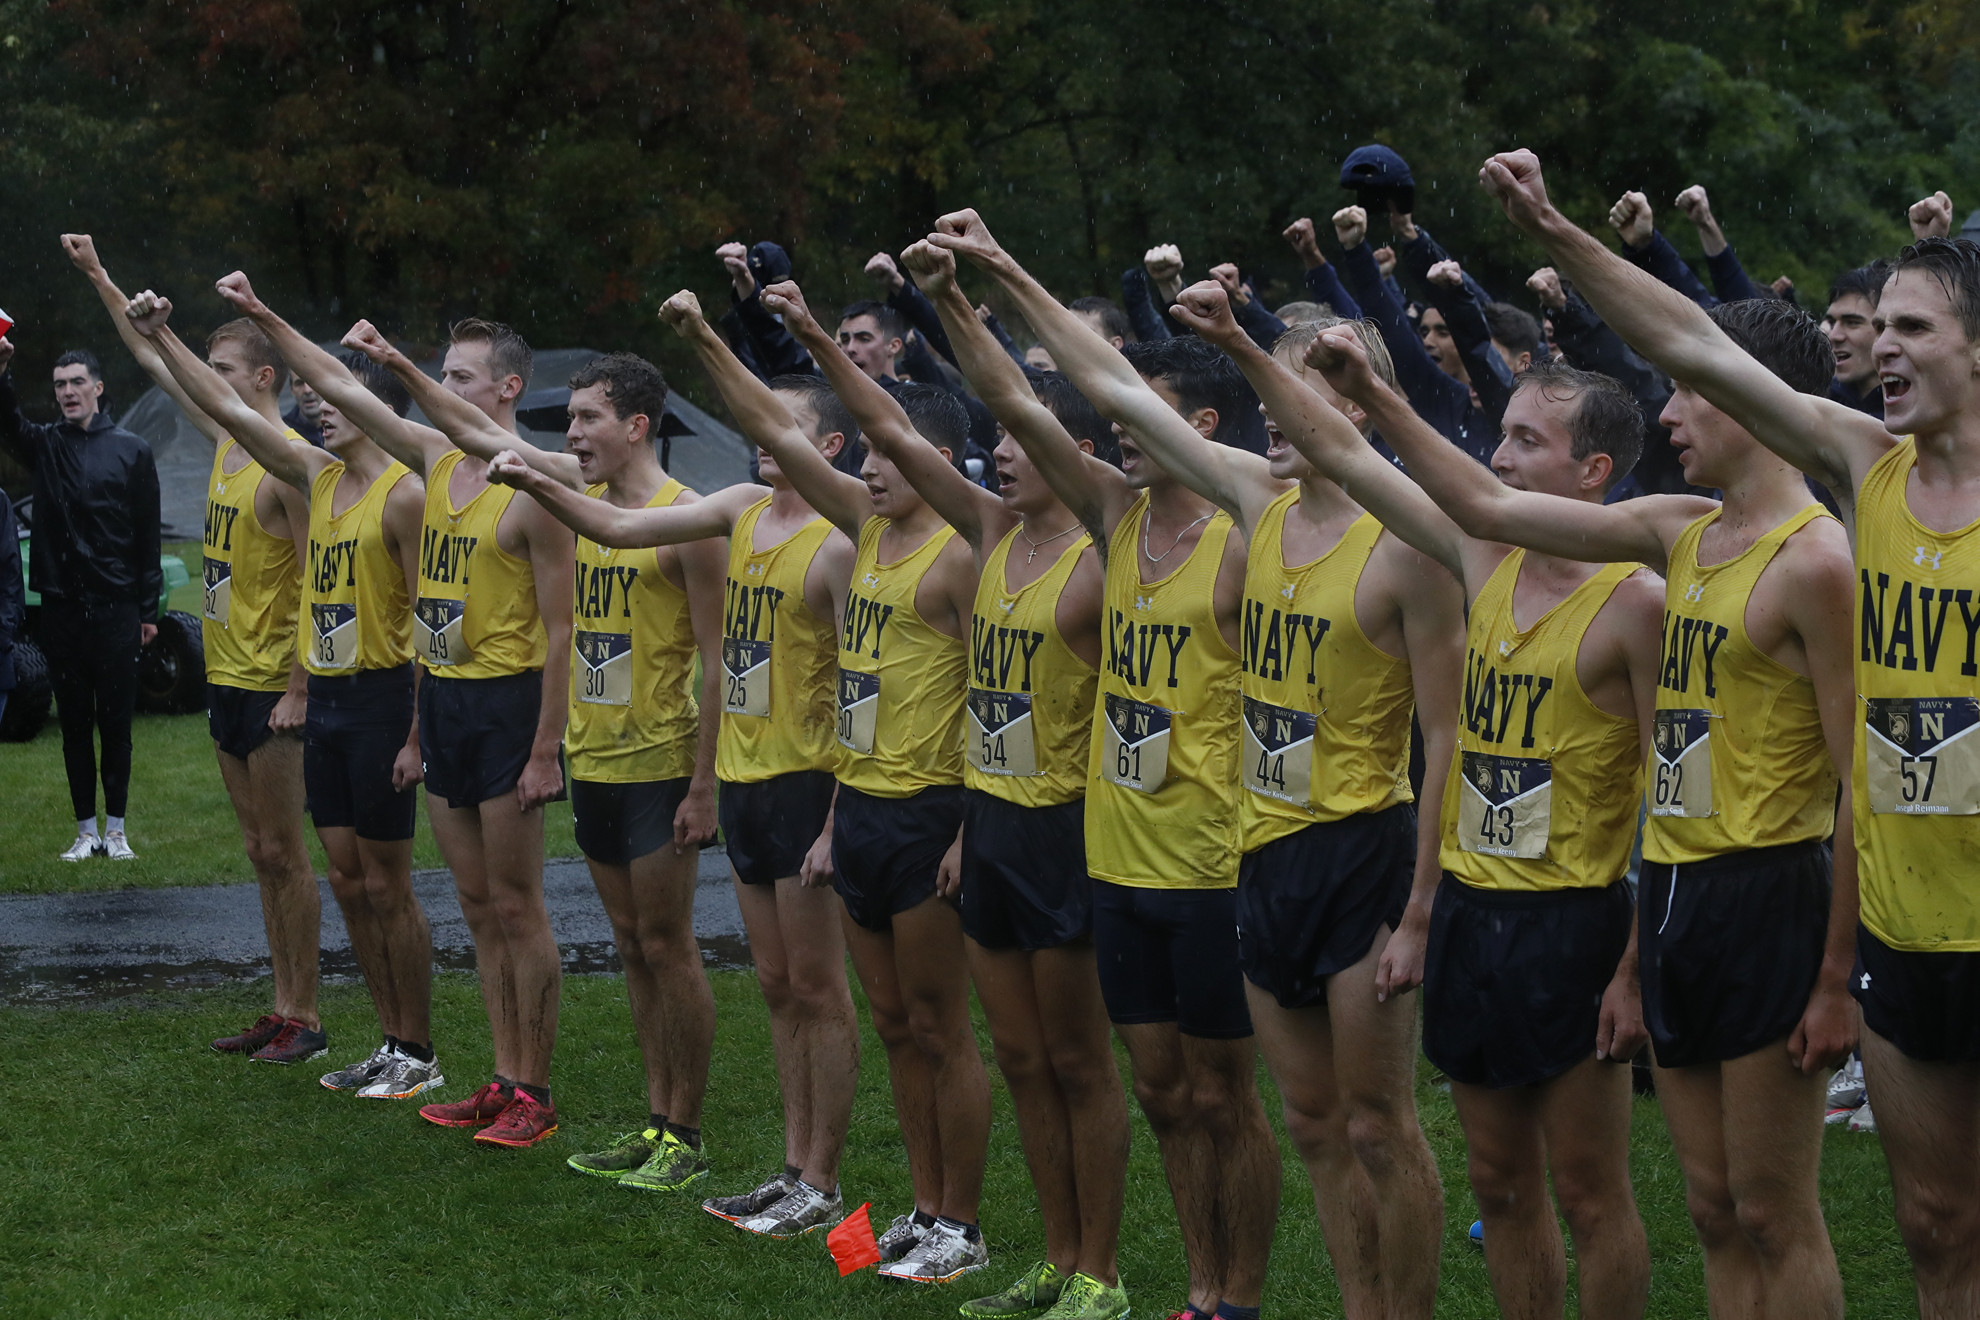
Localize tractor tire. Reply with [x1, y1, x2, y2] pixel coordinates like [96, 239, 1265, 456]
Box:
[0, 639, 53, 742]
[136, 610, 207, 715]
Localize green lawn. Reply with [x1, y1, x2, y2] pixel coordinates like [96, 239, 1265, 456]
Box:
[0, 972, 1913, 1319]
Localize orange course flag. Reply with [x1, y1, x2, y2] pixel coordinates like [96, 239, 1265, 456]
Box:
[827, 1202, 882, 1275]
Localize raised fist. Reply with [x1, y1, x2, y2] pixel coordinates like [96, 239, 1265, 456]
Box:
[486, 449, 534, 487]
[1426, 259, 1463, 288]
[716, 242, 753, 296]
[340, 319, 392, 363]
[899, 241, 956, 296]
[1282, 217, 1325, 267]
[864, 251, 906, 293]
[1607, 190, 1654, 249]
[1142, 244, 1184, 284]
[0, 337, 14, 372]
[1770, 274, 1796, 299]
[1208, 262, 1250, 305]
[124, 290, 174, 337]
[1478, 150, 1558, 236]
[1372, 245, 1397, 280]
[1304, 326, 1379, 400]
[1331, 206, 1368, 251]
[60, 233, 103, 274]
[657, 289, 704, 334]
[1527, 267, 1567, 310]
[757, 280, 817, 333]
[1910, 191, 1954, 241]
[214, 271, 263, 312]
[927, 209, 1006, 266]
[1673, 185, 1714, 225]
[1168, 281, 1242, 345]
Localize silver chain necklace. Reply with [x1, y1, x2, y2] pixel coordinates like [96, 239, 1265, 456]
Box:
[1142, 510, 1213, 563]
[1019, 519, 1082, 563]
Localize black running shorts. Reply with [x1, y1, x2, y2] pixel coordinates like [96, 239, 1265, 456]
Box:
[304, 664, 416, 841]
[1092, 880, 1253, 1040]
[207, 682, 284, 761]
[720, 769, 837, 886]
[1423, 874, 1633, 1089]
[1854, 924, 1980, 1064]
[1237, 803, 1415, 1010]
[830, 782, 965, 932]
[1639, 840, 1830, 1068]
[571, 776, 691, 866]
[418, 670, 542, 810]
[961, 789, 1091, 951]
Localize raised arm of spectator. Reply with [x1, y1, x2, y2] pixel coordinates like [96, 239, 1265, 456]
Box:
[973, 303, 1029, 367]
[1331, 206, 1469, 435]
[867, 252, 959, 368]
[1910, 191, 1955, 242]
[1541, 277, 1671, 411]
[661, 289, 871, 540]
[1609, 191, 1717, 308]
[720, 242, 815, 378]
[1485, 150, 1890, 495]
[1673, 186, 1769, 303]
[59, 234, 230, 448]
[1425, 261, 1514, 422]
[122, 291, 330, 495]
[1393, 218, 1494, 310]
[0, 342, 50, 470]
[1209, 264, 1289, 350]
[1121, 246, 1182, 342]
[1283, 218, 1365, 320]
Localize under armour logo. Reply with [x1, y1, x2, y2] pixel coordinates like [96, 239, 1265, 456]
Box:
[1498, 639, 1513, 657]
[1280, 584, 1296, 601]
[1860, 972, 1872, 990]
[997, 598, 1015, 615]
[745, 563, 764, 577]
[1683, 583, 1705, 603]
[1135, 594, 1155, 613]
[862, 572, 881, 588]
[1914, 546, 1943, 570]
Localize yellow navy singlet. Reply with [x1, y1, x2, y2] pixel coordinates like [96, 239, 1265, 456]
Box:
[1646, 505, 1837, 864]
[203, 435, 304, 691]
[1240, 498, 1415, 849]
[1442, 551, 1642, 892]
[715, 497, 841, 784]
[303, 461, 415, 676]
[835, 518, 966, 798]
[414, 449, 546, 679]
[566, 478, 698, 784]
[965, 526, 1096, 807]
[1853, 441, 1980, 950]
[1085, 495, 1242, 890]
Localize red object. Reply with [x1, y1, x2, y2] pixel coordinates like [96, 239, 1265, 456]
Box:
[0, 308, 13, 338]
[827, 1202, 882, 1276]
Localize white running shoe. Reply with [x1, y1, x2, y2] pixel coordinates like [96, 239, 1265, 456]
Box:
[737, 1180, 844, 1238]
[356, 1050, 446, 1100]
[1848, 1102, 1878, 1134]
[875, 1211, 928, 1262]
[320, 1043, 397, 1092]
[59, 834, 104, 862]
[103, 830, 137, 860]
[878, 1218, 989, 1284]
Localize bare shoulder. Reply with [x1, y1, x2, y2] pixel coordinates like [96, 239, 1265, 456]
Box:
[1606, 566, 1668, 634]
[1774, 513, 1856, 605]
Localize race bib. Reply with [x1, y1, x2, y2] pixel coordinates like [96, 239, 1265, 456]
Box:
[1101, 693, 1172, 794]
[723, 638, 771, 717]
[202, 557, 232, 625]
[310, 603, 359, 671]
[575, 630, 633, 706]
[1650, 708, 1715, 818]
[836, 668, 880, 754]
[1865, 696, 1980, 815]
[1456, 750, 1553, 859]
[414, 597, 473, 667]
[1241, 695, 1315, 805]
[968, 688, 1037, 777]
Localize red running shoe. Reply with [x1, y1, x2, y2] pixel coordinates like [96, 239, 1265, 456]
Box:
[473, 1089, 559, 1148]
[420, 1081, 513, 1129]
[211, 1013, 285, 1054]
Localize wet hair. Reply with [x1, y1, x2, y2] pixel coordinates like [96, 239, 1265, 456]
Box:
[1513, 360, 1643, 488]
[449, 317, 533, 390]
[1121, 336, 1254, 448]
[1891, 237, 1980, 341]
[838, 299, 904, 341]
[340, 351, 412, 417]
[1030, 371, 1121, 467]
[53, 349, 102, 381]
[1483, 302, 1542, 365]
[1068, 296, 1135, 344]
[207, 318, 289, 393]
[768, 373, 860, 456]
[569, 353, 669, 429]
[1706, 300, 1834, 396]
[890, 381, 969, 459]
[1272, 300, 1330, 325]
[1828, 259, 1893, 310]
[1270, 318, 1399, 392]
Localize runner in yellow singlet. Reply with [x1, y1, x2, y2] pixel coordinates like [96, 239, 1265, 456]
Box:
[1482, 146, 1980, 1318]
[333, 318, 575, 1150]
[157, 272, 448, 1103]
[493, 326, 861, 1241]
[930, 210, 1279, 1320]
[1282, 303, 1666, 1318]
[1134, 290, 1464, 1320]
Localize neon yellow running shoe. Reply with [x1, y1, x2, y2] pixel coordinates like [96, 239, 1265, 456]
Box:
[960, 1261, 1064, 1317]
[566, 1127, 660, 1180]
[621, 1130, 711, 1192]
[1038, 1272, 1129, 1320]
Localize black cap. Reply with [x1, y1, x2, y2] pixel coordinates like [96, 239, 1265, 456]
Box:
[747, 241, 793, 286]
[1340, 144, 1416, 215]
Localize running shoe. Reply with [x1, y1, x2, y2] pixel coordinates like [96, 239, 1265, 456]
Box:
[420, 1081, 513, 1128]
[880, 1219, 989, 1284]
[736, 1181, 844, 1238]
[211, 1013, 286, 1054]
[566, 1127, 661, 1180]
[1469, 1220, 1485, 1246]
[703, 1170, 797, 1224]
[474, 1089, 558, 1147]
[959, 1260, 1064, 1317]
[1825, 1056, 1866, 1124]
[103, 830, 137, 860]
[59, 834, 103, 862]
[1848, 1101, 1878, 1134]
[320, 1043, 396, 1092]
[249, 1020, 329, 1064]
[356, 1051, 445, 1100]
[1038, 1272, 1129, 1320]
[876, 1212, 930, 1263]
[621, 1130, 710, 1192]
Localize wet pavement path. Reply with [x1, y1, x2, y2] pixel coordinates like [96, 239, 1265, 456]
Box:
[0, 850, 750, 1006]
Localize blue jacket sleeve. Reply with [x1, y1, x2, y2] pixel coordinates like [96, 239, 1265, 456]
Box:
[730, 288, 817, 378]
[0, 371, 52, 471]
[1336, 241, 1471, 444]
[1301, 264, 1361, 320]
[717, 308, 768, 382]
[1705, 245, 1768, 304]
[1428, 282, 1513, 427]
[1120, 267, 1174, 342]
[1622, 230, 1717, 309]
[1232, 296, 1289, 351]
[898, 334, 950, 394]
[887, 280, 957, 368]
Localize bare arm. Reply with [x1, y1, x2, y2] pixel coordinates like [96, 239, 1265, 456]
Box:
[383, 474, 427, 791]
[489, 453, 752, 546]
[62, 235, 230, 447]
[518, 500, 575, 811]
[658, 290, 871, 539]
[1596, 579, 1663, 1062]
[674, 527, 726, 850]
[1481, 151, 1889, 495]
[340, 320, 545, 481]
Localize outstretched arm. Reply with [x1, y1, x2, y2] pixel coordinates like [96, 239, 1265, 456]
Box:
[657, 289, 871, 539]
[61, 235, 229, 447]
[214, 272, 449, 478]
[1482, 151, 1891, 495]
[489, 451, 751, 546]
[122, 292, 326, 493]
[341, 321, 555, 481]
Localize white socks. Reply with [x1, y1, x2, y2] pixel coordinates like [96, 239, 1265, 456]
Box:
[106, 816, 125, 836]
[77, 818, 100, 839]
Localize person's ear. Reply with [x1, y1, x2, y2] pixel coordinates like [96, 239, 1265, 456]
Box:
[1581, 449, 1614, 493]
[1341, 399, 1369, 432]
[628, 413, 651, 446]
[254, 365, 277, 393]
[501, 374, 524, 403]
[1190, 407, 1218, 441]
[92, 379, 105, 399]
[1076, 436, 1095, 456]
[817, 430, 845, 460]
[887, 337, 905, 358]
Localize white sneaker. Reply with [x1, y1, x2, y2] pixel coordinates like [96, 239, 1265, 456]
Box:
[737, 1180, 844, 1238]
[59, 834, 104, 862]
[878, 1218, 989, 1284]
[103, 830, 137, 860]
[356, 1049, 446, 1100]
[874, 1211, 928, 1262]
[1848, 1101, 1878, 1134]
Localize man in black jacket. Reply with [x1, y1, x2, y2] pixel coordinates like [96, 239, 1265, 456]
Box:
[0, 338, 162, 861]
[0, 488, 21, 730]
